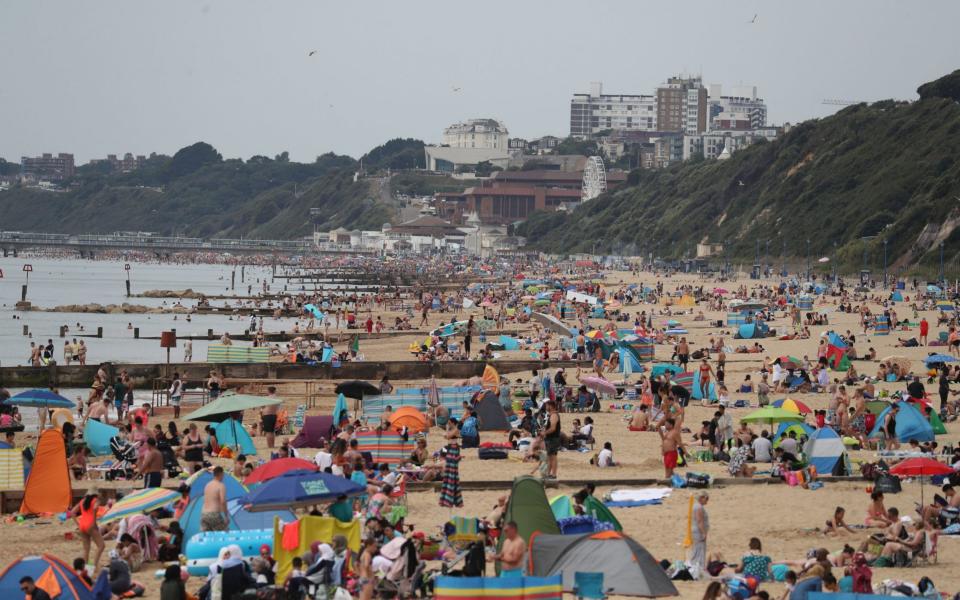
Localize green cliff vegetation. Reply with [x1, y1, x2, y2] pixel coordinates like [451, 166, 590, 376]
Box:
[518, 70, 960, 273]
[0, 142, 394, 238]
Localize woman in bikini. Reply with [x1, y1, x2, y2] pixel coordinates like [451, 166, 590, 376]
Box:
[865, 491, 893, 528]
[71, 489, 105, 568]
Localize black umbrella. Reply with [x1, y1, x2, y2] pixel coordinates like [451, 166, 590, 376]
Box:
[334, 380, 381, 400]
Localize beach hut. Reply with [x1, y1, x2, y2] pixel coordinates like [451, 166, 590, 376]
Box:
[0, 554, 98, 600]
[868, 401, 934, 443]
[803, 427, 849, 476]
[473, 391, 511, 432]
[528, 531, 678, 597]
[20, 429, 71, 515]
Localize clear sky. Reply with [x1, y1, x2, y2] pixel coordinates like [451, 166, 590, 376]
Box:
[2, 0, 958, 163]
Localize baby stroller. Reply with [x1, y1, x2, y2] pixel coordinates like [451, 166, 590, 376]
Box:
[378, 538, 427, 599]
[104, 436, 138, 481]
[155, 438, 182, 478]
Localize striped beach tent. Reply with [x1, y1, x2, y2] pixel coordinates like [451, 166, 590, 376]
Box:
[435, 575, 563, 600]
[726, 312, 748, 326]
[354, 431, 416, 465]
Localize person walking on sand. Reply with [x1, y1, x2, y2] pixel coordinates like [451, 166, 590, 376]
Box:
[659, 417, 682, 478]
[70, 488, 105, 569]
[261, 386, 280, 449]
[541, 401, 561, 480]
[698, 358, 714, 403]
[919, 317, 929, 346]
[689, 492, 710, 576]
[183, 339, 192, 362]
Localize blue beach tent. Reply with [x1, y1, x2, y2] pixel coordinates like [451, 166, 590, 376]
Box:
[214, 418, 257, 455]
[868, 401, 935, 443]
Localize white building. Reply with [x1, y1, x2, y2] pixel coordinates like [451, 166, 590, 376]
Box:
[423, 146, 512, 172]
[442, 118, 509, 150]
[707, 84, 768, 130]
[570, 82, 657, 138]
[682, 128, 779, 160]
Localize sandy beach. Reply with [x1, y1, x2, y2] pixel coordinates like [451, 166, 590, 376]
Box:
[3, 268, 959, 598]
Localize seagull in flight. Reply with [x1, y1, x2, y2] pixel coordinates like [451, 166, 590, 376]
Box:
[748, 13, 758, 23]
[451, 86, 462, 92]
[308, 50, 318, 56]
[738, 180, 745, 186]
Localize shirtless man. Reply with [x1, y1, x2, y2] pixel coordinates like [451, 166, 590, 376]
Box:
[676, 337, 690, 371]
[200, 466, 228, 531]
[659, 417, 683, 478]
[138, 438, 164, 488]
[629, 405, 650, 430]
[261, 386, 280, 449]
[495, 521, 527, 577]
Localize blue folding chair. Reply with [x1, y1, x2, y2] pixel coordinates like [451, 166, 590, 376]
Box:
[573, 571, 607, 600]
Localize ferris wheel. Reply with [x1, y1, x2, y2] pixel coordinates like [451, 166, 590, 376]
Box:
[582, 156, 607, 201]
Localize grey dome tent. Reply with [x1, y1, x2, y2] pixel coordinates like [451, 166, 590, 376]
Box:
[473, 390, 511, 431]
[528, 531, 678, 597]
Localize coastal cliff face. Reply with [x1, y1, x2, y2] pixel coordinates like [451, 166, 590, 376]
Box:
[518, 70, 960, 273]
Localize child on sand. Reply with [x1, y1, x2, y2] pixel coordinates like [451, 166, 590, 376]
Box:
[529, 437, 549, 479]
[824, 506, 855, 535]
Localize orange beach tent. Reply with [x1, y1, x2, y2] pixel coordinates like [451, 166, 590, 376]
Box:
[384, 406, 429, 433]
[20, 429, 72, 515]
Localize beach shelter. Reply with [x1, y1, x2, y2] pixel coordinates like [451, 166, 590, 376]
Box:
[549, 495, 574, 520]
[333, 393, 349, 427]
[498, 335, 521, 350]
[271, 516, 361, 582]
[873, 316, 890, 336]
[473, 391, 511, 431]
[583, 495, 622, 532]
[620, 337, 654, 363]
[503, 476, 560, 544]
[482, 364, 500, 395]
[824, 332, 850, 371]
[290, 415, 335, 449]
[180, 495, 296, 542]
[929, 409, 948, 435]
[868, 401, 934, 443]
[186, 470, 248, 501]
[0, 554, 97, 600]
[677, 294, 696, 307]
[651, 363, 683, 378]
[528, 531, 678, 597]
[773, 422, 814, 447]
[214, 418, 257, 455]
[83, 418, 119, 456]
[690, 370, 717, 401]
[803, 427, 849, 475]
[0, 448, 24, 489]
[891, 291, 904, 302]
[20, 429, 71, 515]
[354, 430, 416, 465]
[737, 322, 769, 339]
[385, 406, 430, 434]
[726, 312, 749, 326]
[435, 576, 563, 600]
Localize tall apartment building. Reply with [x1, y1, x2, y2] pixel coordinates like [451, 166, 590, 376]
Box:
[656, 76, 707, 135]
[707, 84, 767, 130]
[20, 153, 76, 180]
[442, 118, 509, 150]
[569, 82, 656, 138]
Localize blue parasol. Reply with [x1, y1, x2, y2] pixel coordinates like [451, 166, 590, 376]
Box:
[3, 389, 75, 409]
[240, 470, 365, 512]
[925, 354, 957, 366]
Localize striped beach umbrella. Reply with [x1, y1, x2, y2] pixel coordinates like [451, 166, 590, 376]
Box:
[100, 488, 180, 524]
